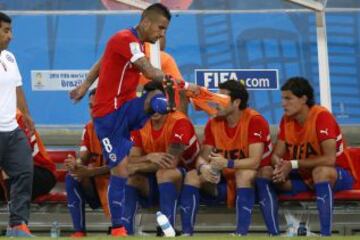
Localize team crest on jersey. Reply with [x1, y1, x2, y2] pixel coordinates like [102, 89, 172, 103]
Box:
[5, 54, 14, 63]
[130, 42, 142, 55]
[109, 153, 117, 162]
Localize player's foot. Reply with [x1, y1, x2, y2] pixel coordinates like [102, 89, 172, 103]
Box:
[163, 75, 176, 112]
[70, 231, 86, 237]
[6, 223, 33, 237]
[111, 226, 127, 237]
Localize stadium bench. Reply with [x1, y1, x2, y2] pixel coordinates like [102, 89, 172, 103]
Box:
[278, 147, 360, 201]
[37, 147, 360, 203]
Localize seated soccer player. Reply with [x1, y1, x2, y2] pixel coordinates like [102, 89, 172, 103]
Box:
[0, 109, 57, 201]
[65, 89, 110, 237]
[122, 81, 200, 235]
[180, 80, 272, 236]
[257, 77, 357, 236]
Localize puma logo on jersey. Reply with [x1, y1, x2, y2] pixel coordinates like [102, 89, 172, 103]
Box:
[253, 131, 262, 139]
[320, 128, 329, 136]
[174, 133, 184, 141]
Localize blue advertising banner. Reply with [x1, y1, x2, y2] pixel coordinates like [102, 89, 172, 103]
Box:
[195, 69, 279, 91]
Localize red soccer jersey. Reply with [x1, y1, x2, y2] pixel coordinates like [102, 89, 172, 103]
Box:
[278, 110, 349, 169]
[93, 28, 145, 118]
[204, 115, 271, 147]
[132, 113, 200, 170]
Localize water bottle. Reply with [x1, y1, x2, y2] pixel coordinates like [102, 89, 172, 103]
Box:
[286, 223, 296, 237]
[297, 222, 307, 236]
[50, 221, 60, 238]
[156, 211, 175, 237]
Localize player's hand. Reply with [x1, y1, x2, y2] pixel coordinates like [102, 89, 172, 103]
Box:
[69, 84, 88, 103]
[208, 152, 227, 170]
[64, 154, 77, 171]
[147, 152, 174, 169]
[200, 164, 220, 184]
[272, 160, 291, 183]
[271, 154, 282, 167]
[22, 113, 35, 135]
[70, 164, 93, 180]
[127, 164, 138, 175]
[186, 83, 200, 96]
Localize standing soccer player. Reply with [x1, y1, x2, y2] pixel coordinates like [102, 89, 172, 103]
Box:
[70, 3, 196, 236]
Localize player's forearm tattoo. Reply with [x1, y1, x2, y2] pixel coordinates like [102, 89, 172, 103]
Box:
[168, 143, 186, 158]
[135, 58, 164, 82]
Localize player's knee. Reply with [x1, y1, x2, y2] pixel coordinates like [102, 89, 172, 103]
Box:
[127, 174, 146, 188]
[257, 166, 273, 179]
[110, 159, 128, 178]
[235, 169, 257, 187]
[184, 169, 201, 187]
[156, 168, 181, 183]
[312, 166, 337, 183]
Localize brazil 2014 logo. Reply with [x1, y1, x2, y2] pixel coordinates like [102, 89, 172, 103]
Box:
[195, 69, 279, 91]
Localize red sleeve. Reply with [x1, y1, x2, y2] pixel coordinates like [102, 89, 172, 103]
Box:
[202, 120, 215, 146]
[131, 130, 143, 148]
[170, 119, 195, 145]
[316, 111, 339, 142]
[80, 124, 90, 152]
[108, 31, 144, 63]
[248, 115, 270, 144]
[278, 117, 286, 141]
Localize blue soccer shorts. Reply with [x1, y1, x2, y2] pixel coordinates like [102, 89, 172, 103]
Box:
[283, 167, 354, 195]
[94, 94, 151, 168]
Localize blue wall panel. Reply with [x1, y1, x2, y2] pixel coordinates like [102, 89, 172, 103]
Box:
[8, 12, 360, 125]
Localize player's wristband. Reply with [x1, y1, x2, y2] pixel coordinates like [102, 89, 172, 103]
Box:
[184, 82, 190, 90]
[197, 163, 206, 175]
[177, 81, 189, 90]
[227, 160, 235, 169]
[290, 160, 299, 169]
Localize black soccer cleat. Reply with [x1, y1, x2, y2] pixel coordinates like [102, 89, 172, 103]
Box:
[163, 75, 176, 112]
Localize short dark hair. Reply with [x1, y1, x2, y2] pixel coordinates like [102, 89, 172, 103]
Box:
[0, 12, 11, 27]
[219, 80, 248, 110]
[142, 3, 171, 21]
[88, 88, 96, 97]
[143, 81, 164, 94]
[281, 77, 315, 107]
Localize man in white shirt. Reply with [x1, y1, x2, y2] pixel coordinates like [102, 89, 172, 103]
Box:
[0, 12, 34, 237]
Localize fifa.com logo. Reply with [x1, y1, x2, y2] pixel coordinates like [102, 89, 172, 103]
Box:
[202, 72, 271, 88]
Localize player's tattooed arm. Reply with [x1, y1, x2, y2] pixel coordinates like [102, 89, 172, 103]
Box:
[167, 143, 186, 167]
[133, 57, 164, 83]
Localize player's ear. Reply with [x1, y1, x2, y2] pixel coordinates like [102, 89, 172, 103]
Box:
[300, 95, 307, 105]
[233, 99, 241, 108]
[141, 16, 151, 30]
